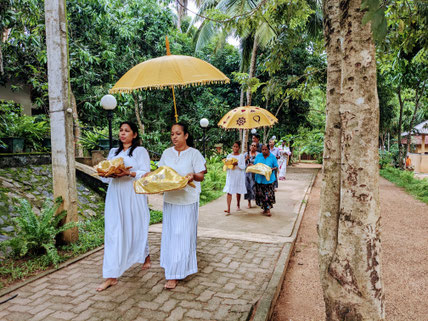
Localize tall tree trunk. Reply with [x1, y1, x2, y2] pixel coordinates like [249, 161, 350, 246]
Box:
[176, 0, 187, 31]
[397, 86, 404, 168]
[265, 97, 287, 141]
[0, 42, 3, 74]
[405, 81, 425, 154]
[242, 37, 258, 153]
[318, 0, 384, 319]
[246, 37, 258, 107]
[380, 133, 385, 152]
[239, 87, 245, 142]
[45, 0, 78, 243]
[318, 0, 343, 316]
[70, 90, 83, 157]
[132, 92, 145, 135]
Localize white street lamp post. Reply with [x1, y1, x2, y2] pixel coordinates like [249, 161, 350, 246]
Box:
[200, 118, 209, 157]
[100, 94, 117, 150]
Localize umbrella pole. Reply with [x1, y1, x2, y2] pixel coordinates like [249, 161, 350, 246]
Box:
[171, 86, 178, 123]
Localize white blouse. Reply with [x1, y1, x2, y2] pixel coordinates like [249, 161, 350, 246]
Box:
[158, 147, 206, 205]
[100, 146, 151, 184]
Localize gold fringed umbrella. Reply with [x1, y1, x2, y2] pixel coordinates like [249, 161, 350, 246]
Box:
[109, 37, 230, 122]
[218, 106, 278, 130]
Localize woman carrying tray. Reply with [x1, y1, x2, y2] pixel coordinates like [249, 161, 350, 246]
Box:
[253, 144, 278, 217]
[223, 141, 247, 215]
[96, 121, 151, 292]
[157, 123, 206, 289]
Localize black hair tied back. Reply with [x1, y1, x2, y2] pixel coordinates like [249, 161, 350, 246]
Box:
[173, 122, 194, 148]
[114, 121, 141, 157]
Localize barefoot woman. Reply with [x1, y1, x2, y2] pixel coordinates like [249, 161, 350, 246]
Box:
[253, 144, 278, 216]
[158, 123, 206, 289]
[223, 141, 247, 214]
[96, 122, 151, 291]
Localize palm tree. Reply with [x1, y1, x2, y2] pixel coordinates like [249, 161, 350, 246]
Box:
[191, 0, 276, 106]
[176, 0, 189, 31]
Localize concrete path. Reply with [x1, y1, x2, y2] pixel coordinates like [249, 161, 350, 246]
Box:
[0, 167, 318, 321]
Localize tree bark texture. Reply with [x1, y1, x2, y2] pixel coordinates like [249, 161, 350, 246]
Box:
[70, 90, 83, 157]
[132, 92, 145, 135]
[405, 82, 425, 154]
[45, 0, 78, 243]
[176, 0, 188, 31]
[0, 42, 3, 74]
[397, 86, 404, 168]
[318, 0, 384, 319]
[246, 36, 258, 107]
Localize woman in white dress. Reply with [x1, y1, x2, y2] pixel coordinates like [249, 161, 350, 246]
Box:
[96, 121, 151, 292]
[278, 140, 291, 180]
[223, 141, 247, 215]
[158, 123, 206, 289]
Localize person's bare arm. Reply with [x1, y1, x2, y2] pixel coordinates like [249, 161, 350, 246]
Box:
[186, 171, 205, 182]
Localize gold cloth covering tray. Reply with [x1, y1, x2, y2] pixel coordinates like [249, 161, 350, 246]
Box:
[222, 157, 238, 171]
[246, 163, 272, 181]
[94, 157, 129, 177]
[134, 166, 195, 194]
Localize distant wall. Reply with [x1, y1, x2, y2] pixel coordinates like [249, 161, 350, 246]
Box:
[0, 82, 33, 115]
[0, 153, 51, 168]
[409, 153, 428, 174]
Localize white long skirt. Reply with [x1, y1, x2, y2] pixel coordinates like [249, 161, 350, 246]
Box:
[160, 202, 198, 280]
[278, 157, 287, 178]
[103, 176, 150, 278]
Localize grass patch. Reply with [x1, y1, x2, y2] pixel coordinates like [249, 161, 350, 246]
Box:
[0, 208, 162, 290]
[380, 167, 428, 205]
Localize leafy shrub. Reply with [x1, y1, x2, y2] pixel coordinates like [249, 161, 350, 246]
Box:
[150, 209, 163, 224]
[288, 129, 325, 163]
[79, 127, 111, 152]
[0, 100, 50, 151]
[0, 197, 76, 266]
[200, 155, 226, 205]
[150, 160, 158, 171]
[379, 150, 394, 169]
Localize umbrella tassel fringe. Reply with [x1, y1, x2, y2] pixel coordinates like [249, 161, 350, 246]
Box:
[109, 80, 230, 93]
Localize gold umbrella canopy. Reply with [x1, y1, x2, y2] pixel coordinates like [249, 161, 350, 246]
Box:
[218, 106, 278, 130]
[109, 55, 230, 92]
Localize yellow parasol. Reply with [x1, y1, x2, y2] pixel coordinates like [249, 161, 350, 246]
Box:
[217, 106, 278, 130]
[109, 37, 230, 122]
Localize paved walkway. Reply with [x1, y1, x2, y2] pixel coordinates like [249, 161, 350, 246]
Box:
[0, 167, 318, 321]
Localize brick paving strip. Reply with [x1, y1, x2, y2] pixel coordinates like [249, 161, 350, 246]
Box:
[0, 167, 318, 321]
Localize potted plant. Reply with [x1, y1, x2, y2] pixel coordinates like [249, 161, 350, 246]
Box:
[0, 100, 26, 153]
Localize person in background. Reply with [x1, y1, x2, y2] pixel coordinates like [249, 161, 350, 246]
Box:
[96, 121, 151, 292]
[157, 123, 206, 289]
[223, 141, 247, 215]
[252, 133, 262, 152]
[244, 142, 259, 208]
[269, 139, 280, 189]
[278, 140, 291, 180]
[253, 144, 278, 216]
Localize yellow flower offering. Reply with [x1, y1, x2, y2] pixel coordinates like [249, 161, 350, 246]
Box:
[94, 157, 129, 177]
[134, 166, 196, 194]
[222, 157, 238, 171]
[246, 163, 272, 181]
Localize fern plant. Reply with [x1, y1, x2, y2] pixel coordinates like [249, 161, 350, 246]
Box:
[1, 197, 75, 266]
